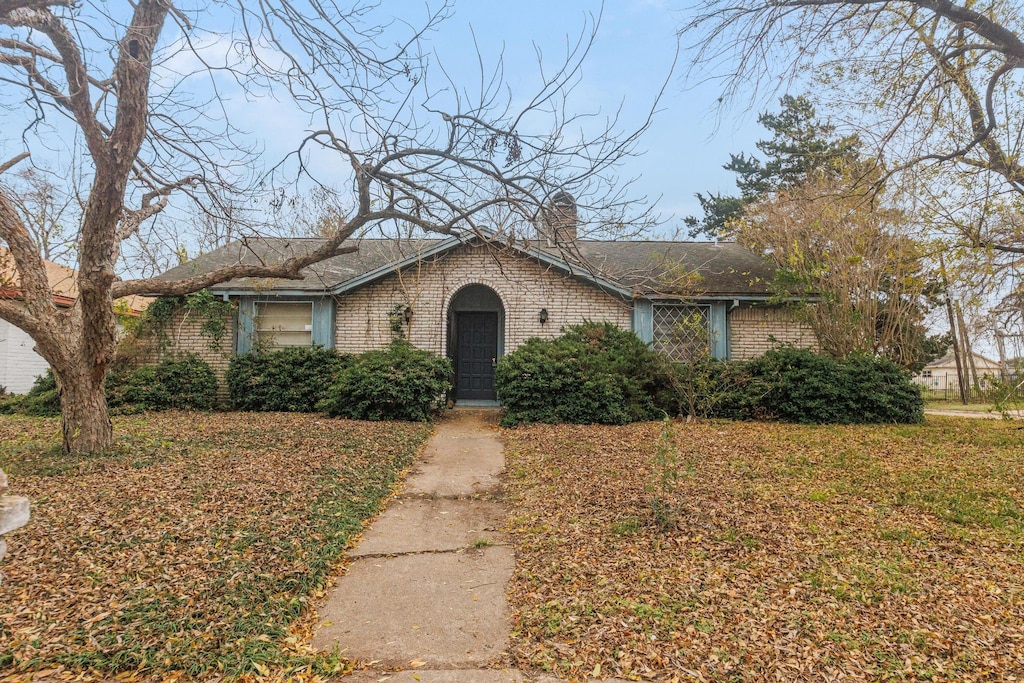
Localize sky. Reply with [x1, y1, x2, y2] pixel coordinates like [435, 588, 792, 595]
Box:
[0, 1, 774, 244]
[403, 0, 766, 233]
[209, 0, 771, 238]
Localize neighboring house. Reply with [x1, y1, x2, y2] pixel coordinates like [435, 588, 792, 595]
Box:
[156, 219, 816, 404]
[0, 247, 149, 394]
[914, 351, 1004, 391]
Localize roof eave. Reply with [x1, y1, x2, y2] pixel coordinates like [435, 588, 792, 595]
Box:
[330, 233, 469, 295]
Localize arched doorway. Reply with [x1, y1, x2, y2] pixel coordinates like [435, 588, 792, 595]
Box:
[447, 284, 504, 402]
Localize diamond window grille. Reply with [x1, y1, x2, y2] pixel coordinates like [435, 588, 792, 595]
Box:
[653, 304, 711, 362]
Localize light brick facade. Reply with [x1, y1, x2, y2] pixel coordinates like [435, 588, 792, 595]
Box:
[143, 240, 822, 404]
[728, 303, 817, 360]
[157, 309, 235, 401]
[333, 243, 632, 355]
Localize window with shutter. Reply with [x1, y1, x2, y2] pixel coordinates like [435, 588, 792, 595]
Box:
[255, 301, 314, 348]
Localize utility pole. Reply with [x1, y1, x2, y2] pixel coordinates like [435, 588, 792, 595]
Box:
[955, 303, 979, 388]
[939, 252, 968, 404]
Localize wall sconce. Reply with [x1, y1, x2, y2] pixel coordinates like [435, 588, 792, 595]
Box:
[539, 308, 549, 325]
[403, 305, 413, 324]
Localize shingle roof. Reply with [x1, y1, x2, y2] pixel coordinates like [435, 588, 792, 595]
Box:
[155, 238, 444, 292]
[2, 246, 151, 312]
[154, 235, 777, 298]
[569, 241, 774, 297]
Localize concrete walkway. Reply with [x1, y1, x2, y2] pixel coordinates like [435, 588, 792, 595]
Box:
[314, 409, 520, 680]
[925, 408, 1024, 420]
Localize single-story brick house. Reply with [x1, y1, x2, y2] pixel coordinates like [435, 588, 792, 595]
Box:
[155, 226, 815, 403]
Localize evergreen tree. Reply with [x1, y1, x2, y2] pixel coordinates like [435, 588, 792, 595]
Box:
[685, 95, 861, 239]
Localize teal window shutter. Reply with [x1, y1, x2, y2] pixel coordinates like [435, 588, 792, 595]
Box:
[236, 296, 333, 351]
[236, 298, 256, 354]
[632, 299, 653, 344]
[709, 302, 728, 359]
[311, 297, 335, 348]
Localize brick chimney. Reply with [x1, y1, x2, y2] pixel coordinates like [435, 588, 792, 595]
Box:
[538, 191, 578, 246]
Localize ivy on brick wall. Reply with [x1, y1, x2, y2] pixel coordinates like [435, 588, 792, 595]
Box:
[128, 290, 235, 356]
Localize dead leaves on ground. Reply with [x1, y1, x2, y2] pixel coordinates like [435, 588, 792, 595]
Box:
[0, 412, 429, 681]
[502, 418, 1024, 681]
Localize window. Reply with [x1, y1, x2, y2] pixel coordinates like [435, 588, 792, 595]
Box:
[922, 370, 933, 378]
[255, 301, 313, 348]
[652, 304, 711, 362]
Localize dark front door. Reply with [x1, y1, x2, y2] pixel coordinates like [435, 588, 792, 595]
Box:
[455, 311, 499, 400]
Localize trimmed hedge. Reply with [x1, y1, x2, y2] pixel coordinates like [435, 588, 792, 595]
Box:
[227, 346, 350, 412]
[107, 354, 218, 413]
[496, 322, 665, 427]
[319, 340, 452, 421]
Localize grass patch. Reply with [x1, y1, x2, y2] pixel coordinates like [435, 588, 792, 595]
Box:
[924, 400, 999, 412]
[502, 418, 1024, 680]
[0, 412, 429, 679]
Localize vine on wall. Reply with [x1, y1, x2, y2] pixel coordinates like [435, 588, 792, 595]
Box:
[119, 290, 235, 365]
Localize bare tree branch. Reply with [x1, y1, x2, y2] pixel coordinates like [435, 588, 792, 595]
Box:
[0, 152, 28, 176]
[0, 1, 660, 453]
[682, 0, 1024, 258]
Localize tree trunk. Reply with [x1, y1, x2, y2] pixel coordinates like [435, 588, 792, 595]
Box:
[55, 363, 113, 455]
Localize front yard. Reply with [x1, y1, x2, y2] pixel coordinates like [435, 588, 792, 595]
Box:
[503, 418, 1024, 681]
[2, 412, 1022, 681]
[0, 412, 429, 680]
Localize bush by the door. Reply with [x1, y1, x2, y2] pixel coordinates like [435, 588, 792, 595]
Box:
[496, 322, 664, 427]
[319, 340, 452, 421]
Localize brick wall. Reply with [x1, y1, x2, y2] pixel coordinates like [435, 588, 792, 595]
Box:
[159, 308, 235, 402]
[334, 243, 632, 355]
[728, 303, 817, 360]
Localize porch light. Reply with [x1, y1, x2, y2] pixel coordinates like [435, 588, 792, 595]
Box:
[539, 308, 549, 325]
[403, 305, 413, 324]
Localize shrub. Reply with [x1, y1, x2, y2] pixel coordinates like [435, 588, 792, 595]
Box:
[740, 347, 850, 423]
[842, 351, 924, 424]
[655, 355, 739, 420]
[319, 340, 452, 421]
[0, 370, 61, 416]
[227, 346, 350, 412]
[496, 322, 664, 426]
[495, 333, 922, 426]
[728, 347, 923, 424]
[107, 354, 218, 413]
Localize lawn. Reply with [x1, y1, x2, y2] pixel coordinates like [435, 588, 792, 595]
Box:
[924, 400, 1002, 413]
[0, 412, 430, 681]
[502, 417, 1024, 681]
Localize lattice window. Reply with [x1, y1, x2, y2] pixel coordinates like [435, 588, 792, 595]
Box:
[652, 304, 711, 362]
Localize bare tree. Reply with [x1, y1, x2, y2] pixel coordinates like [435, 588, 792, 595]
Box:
[1, 166, 80, 265]
[681, 0, 1024, 257]
[740, 169, 934, 366]
[0, 1, 657, 454]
